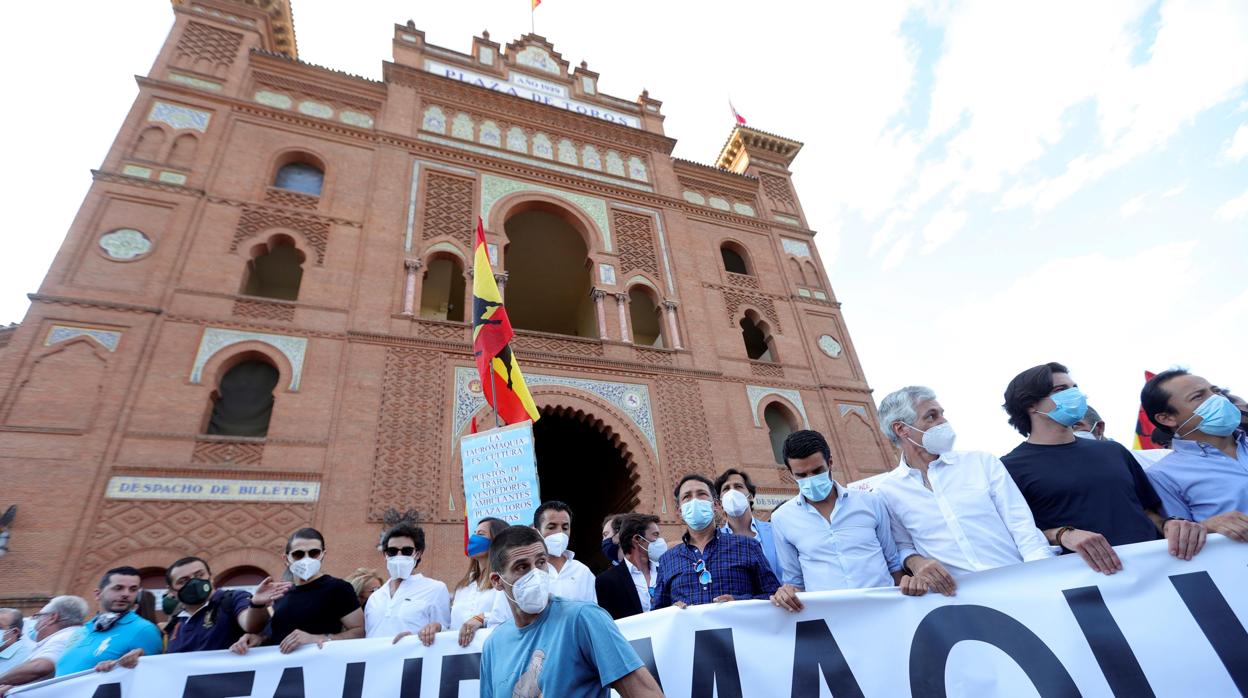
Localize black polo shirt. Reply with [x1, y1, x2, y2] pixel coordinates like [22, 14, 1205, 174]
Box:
[1002, 437, 1163, 546]
[267, 575, 358, 644]
[167, 589, 252, 653]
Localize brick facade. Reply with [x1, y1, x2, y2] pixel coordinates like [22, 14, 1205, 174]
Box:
[0, 0, 896, 611]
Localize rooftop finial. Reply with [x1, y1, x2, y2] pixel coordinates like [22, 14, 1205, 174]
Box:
[405, 19, 415, 29]
[482, 29, 490, 40]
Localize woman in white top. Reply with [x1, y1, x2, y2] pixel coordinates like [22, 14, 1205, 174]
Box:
[449, 517, 510, 647]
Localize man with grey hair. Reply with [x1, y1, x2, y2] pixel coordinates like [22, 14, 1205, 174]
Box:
[0, 610, 32, 676]
[0, 596, 89, 694]
[1073, 405, 1105, 440]
[872, 386, 1054, 595]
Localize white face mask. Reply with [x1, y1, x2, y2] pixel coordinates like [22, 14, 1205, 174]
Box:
[386, 555, 416, 580]
[289, 558, 321, 581]
[543, 532, 569, 558]
[721, 489, 750, 517]
[646, 537, 669, 561]
[502, 568, 551, 614]
[1073, 430, 1097, 440]
[904, 422, 957, 456]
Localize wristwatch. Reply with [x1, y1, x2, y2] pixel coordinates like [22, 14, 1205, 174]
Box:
[1055, 526, 1076, 551]
[248, 600, 268, 609]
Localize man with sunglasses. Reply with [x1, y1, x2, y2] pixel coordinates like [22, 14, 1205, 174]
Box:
[255, 528, 364, 654]
[366, 524, 451, 645]
[1001, 362, 1206, 573]
[652, 474, 780, 610]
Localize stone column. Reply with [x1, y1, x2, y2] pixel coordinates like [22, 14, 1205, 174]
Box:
[614, 292, 631, 343]
[663, 300, 683, 349]
[591, 288, 608, 340]
[494, 272, 509, 301]
[402, 259, 422, 315]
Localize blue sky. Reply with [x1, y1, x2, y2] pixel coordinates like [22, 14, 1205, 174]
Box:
[1, 0, 1244, 457]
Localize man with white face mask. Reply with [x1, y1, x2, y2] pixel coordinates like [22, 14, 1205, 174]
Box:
[594, 514, 664, 619]
[872, 387, 1053, 596]
[365, 524, 451, 644]
[532, 501, 596, 603]
[256, 527, 364, 654]
[714, 468, 780, 575]
[1141, 370, 1248, 540]
[480, 526, 662, 698]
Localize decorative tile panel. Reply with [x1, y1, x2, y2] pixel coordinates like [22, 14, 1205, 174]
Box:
[533, 133, 553, 159]
[254, 90, 292, 109]
[782, 239, 812, 258]
[733, 203, 757, 217]
[479, 46, 495, 65]
[339, 111, 374, 128]
[121, 165, 152, 179]
[582, 145, 602, 171]
[190, 328, 308, 391]
[421, 106, 446, 134]
[158, 171, 188, 185]
[46, 325, 121, 352]
[818, 335, 843, 358]
[775, 214, 802, 226]
[480, 174, 612, 251]
[417, 134, 652, 193]
[838, 404, 868, 418]
[98, 229, 152, 260]
[168, 72, 222, 91]
[479, 120, 501, 147]
[453, 366, 656, 453]
[452, 112, 474, 140]
[297, 101, 333, 119]
[628, 157, 648, 182]
[683, 191, 706, 205]
[747, 385, 811, 428]
[598, 263, 616, 286]
[516, 46, 559, 74]
[557, 139, 577, 165]
[582, 76, 596, 95]
[708, 196, 731, 211]
[506, 127, 527, 153]
[606, 151, 625, 176]
[148, 102, 211, 132]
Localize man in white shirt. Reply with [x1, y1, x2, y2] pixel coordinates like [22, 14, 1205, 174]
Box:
[0, 596, 89, 695]
[533, 501, 596, 603]
[873, 386, 1053, 595]
[595, 514, 663, 619]
[0, 610, 32, 677]
[367, 524, 451, 646]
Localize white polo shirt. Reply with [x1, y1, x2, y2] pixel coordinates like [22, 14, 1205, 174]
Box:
[364, 574, 451, 639]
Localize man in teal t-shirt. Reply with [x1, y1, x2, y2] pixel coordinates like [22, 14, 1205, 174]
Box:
[479, 526, 662, 698]
[56, 567, 162, 675]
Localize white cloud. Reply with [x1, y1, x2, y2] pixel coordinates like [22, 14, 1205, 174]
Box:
[1120, 193, 1147, 217]
[1226, 124, 1248, 162]
[920, 207, 967, 252]
[1214, 188, 1248, 221]
[1161, 183, 1187, 198]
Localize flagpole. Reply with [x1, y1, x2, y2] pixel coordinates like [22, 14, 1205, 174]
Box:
[489, 358, 501, 429]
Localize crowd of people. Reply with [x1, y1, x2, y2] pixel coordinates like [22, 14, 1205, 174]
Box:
[0, 363, 1245, 697]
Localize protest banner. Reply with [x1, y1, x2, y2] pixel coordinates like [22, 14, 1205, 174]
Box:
[14, 537, 1246, 697]
[459, 421, 541, 529]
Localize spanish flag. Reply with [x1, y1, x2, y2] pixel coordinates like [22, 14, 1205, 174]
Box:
[1134, 370, 1159, 449]
[472, 218, 540, 425]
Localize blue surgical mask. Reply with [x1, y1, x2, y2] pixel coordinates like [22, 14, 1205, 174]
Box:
[1042, 387, 1088, 427]
[467, 534, 491, 557]
[796, 471, 835, 502]
[680, 499, 715, 531]
[1177, 394, 1242, 438]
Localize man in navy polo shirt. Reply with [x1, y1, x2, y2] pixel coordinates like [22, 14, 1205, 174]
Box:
[55, 567, 163, 675]
[162, 557, 290, 654]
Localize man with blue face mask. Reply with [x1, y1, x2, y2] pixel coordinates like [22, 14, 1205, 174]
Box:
[1001, 362, 1206, 571]
[1141, 370, 1248, 541]
[651, 474, 780, 609]
[769, 430, 914, 614]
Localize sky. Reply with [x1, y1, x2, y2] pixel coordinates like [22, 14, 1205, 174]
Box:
[1, 0, 1245, 455]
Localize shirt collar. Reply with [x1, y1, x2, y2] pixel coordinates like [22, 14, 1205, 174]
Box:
[1172, 430, 1248, 457]
[794, 482, 848, 509]
[624, 557, 657, 577]
[0, 638, 26, 659]
[719, 518, 758, 536]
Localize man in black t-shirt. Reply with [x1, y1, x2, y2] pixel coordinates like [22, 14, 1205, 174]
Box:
[1000, 362, 1206, 573]
[233, 527, 363, 655]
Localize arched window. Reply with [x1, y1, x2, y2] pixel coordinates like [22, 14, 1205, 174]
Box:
[740, 311, 776, 362]
[216, 566, 268, 591]
[764, 403, 797, 465]
[168, 134, 198, 169]
[789, 258, 806, 285]
[628, 286, 664, 348]
[504, 206, 597, 338]
[206, 359, 280, 437]
[273, 162, 324, 196]
[242, 236, 304, 300]
[721, 243, 751, 275]
[132, 127, 165, 162]
[804, 261, 821, 288]
[420, 255, 466, 322]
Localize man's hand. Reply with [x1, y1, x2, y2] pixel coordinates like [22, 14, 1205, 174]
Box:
[457, 618, 483, 648]
[907, 556, 956, 596]
[898, 574, 928, 597]
[95, 648, 143, 672]
[250, 577, 292, 607]
[711, 594, 734, 604]
[417, 622, 442, 646]
[672, 601, 688, 609]
[278, 629, 326, 654]
[770, 583, 804, 612]
[230, 633, 264, 655]
[1164, 519, 1206, 560]
[1202, 511, 1248, 542]
[1, 684, 12, 697]
[392, 631, 412, 645]
[1060, 529, 1123, 574]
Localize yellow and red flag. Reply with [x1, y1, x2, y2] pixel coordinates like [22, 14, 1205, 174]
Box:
[472, 218, 540, 426]
[532, 0, 541, 9]
[1134, 370, 1159, 449]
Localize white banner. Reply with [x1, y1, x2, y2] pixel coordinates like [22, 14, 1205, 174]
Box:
[14, 538, 1247, 697]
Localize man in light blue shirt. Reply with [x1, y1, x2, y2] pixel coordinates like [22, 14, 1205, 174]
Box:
[480, 526, 661, 698]
[0, 610, 32, 676]
[56, 567, 163, 675]
[1141, 371, 1248, 541]
[714, 468, 781, 575]
[769, 430, 924, 613]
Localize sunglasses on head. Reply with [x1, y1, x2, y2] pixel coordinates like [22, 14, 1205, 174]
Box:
[384, 546, 417, 557]
[289, 548, 322, 560]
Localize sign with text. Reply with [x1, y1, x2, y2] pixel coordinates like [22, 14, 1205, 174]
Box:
[423, 59, 642, 129]
[15, 537, 1247, 696]
[460, 421, 541, 529]
[105, 476, 319, 503]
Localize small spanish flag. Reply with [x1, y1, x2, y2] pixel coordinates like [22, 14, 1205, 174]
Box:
[471, 218, 540, 425]
[532, 0, 541, 9]
[1134, 370, 1159, 449]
